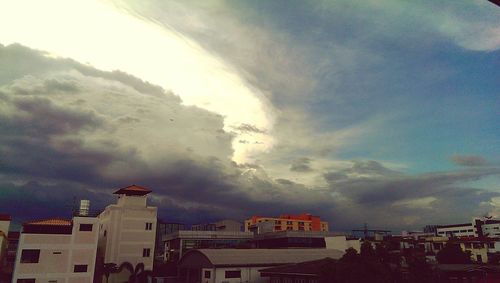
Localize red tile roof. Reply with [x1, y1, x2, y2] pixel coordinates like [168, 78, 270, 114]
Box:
[24, 218, 72, 226]
[0, 214, 11, 221]
[113, 184, 152, 196]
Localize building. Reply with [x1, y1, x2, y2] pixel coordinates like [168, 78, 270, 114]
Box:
[177, 248, 344, 283]
[163, 230, 253, 262]
[436, 223, 475, 238]
[251, 230, 360, 251]
[97, 185, 157, 274]
[245, 214, 329, 232]
[0, 214, 10, 272]
[260, 257, 338, 283]
[474, 217, 500, 238]
[156, 220, 186, 261]
[435, 264, 500, 282]
[12, 215, 99, 283]
[455, 237, 496, 264]
[192, 220, 243, 232]
[3, 231, 20, 282]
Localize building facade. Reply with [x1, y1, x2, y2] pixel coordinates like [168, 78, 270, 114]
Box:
[436, 223, 475, 238]
[191, 220, 242, 232]
[245, 214, 329, 232]
[177, 249, 344, 283]
[97, 185, 157, 272]
[12, 216, 99, 283]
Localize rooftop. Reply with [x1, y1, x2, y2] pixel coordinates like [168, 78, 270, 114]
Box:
[0, 214, 11, 221]
[113, 184, 152, 196]
[164, 230, 253, 240]
[260, 257, 338, 277]
[179, 248, 344, 267]
[24, 218, 72, 226]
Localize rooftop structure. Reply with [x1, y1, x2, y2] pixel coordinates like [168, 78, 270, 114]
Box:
[163, 230, 253, 262]
[177, 249, 344, 283]
[260, 257, 338, 281]
[113, 184, 152, 196]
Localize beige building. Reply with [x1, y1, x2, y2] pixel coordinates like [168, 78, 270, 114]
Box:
[97, 185, 157, 273]
[0, 214, 11, 270]
[12, 216, 99, 283]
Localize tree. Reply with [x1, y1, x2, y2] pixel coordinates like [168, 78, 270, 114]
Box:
[102, 263, 118, 283]
[404, 248, 435, 283]
[118, 262, 153, 283]
[436, 243, 472, 264]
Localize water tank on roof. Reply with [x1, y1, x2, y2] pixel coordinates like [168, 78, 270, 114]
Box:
[79, 199, 90, 216]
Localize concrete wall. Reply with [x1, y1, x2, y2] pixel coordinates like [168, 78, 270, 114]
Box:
[13, 217, 99, 283]
[98, 194, 157, 271]
[201, 267, 268, 283]
[325, 235, 360, 253]
[0, 219, 10, 235]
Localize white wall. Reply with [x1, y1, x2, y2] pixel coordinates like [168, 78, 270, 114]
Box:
[98, 194, 157, 271]
[205, 267, 268, 283]
[13, 217, 99, 283]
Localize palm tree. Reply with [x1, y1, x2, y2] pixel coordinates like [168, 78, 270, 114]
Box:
[102, 263, 118, 283]
[118, 262, 153, 283]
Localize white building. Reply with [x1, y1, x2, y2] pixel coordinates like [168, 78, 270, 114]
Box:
[12, 216, 99, 283]
[0, 214, 11, 269]
[97, 185, 157, 273]
[474, 218, 500, 238]
[178, 249, 344, 283]
[436, 223, 475, 238]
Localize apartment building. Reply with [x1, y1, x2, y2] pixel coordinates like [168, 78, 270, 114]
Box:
[97, 185, 157, 272]
[12, 216, 99, 283]
[245, 213, 329, 232]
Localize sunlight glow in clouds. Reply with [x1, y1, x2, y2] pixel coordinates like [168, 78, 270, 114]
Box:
[0, 0, 275, 163]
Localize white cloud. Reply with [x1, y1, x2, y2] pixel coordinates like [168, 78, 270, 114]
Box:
[0, 0, 275, 163]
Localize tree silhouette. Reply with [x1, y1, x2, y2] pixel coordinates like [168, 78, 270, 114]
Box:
[102, 263, 118, 283]
[118, 262, 153, 283]
[436, 243, 472, 264]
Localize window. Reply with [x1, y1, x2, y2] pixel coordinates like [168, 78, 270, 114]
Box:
[204, 271, 211, 278]
[143, 248, 151, 257]
[20, 250, 40, 263]
[145, 222, 153, 230]
[79, 224, 93, 231]
[73, 265, 88, 273]
[52, 252, 62, 255]
[103, 230, 107, 237]
[488, 243, 495, 248]
[17, 279, 35, 283]
[225, 270, 241, 278]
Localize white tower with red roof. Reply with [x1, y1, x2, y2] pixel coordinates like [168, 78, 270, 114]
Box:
[97, 185, 157, 273]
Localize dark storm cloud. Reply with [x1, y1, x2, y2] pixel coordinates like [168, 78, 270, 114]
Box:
[322, 160, 500, 229]
[451, 154, 490, 167]
[324, 160, 499, 205]
[0, 43, 333, 226]
[1, 43, 498, 232]
[290, 157, 313, 172]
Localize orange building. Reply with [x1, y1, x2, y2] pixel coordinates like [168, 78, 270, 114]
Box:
[244, 213, 329, 232]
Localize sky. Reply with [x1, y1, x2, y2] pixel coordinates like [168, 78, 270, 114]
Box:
[0, 0, 499, 231]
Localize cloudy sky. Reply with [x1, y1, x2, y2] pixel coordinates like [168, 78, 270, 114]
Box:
[0, 0, 499, 231]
